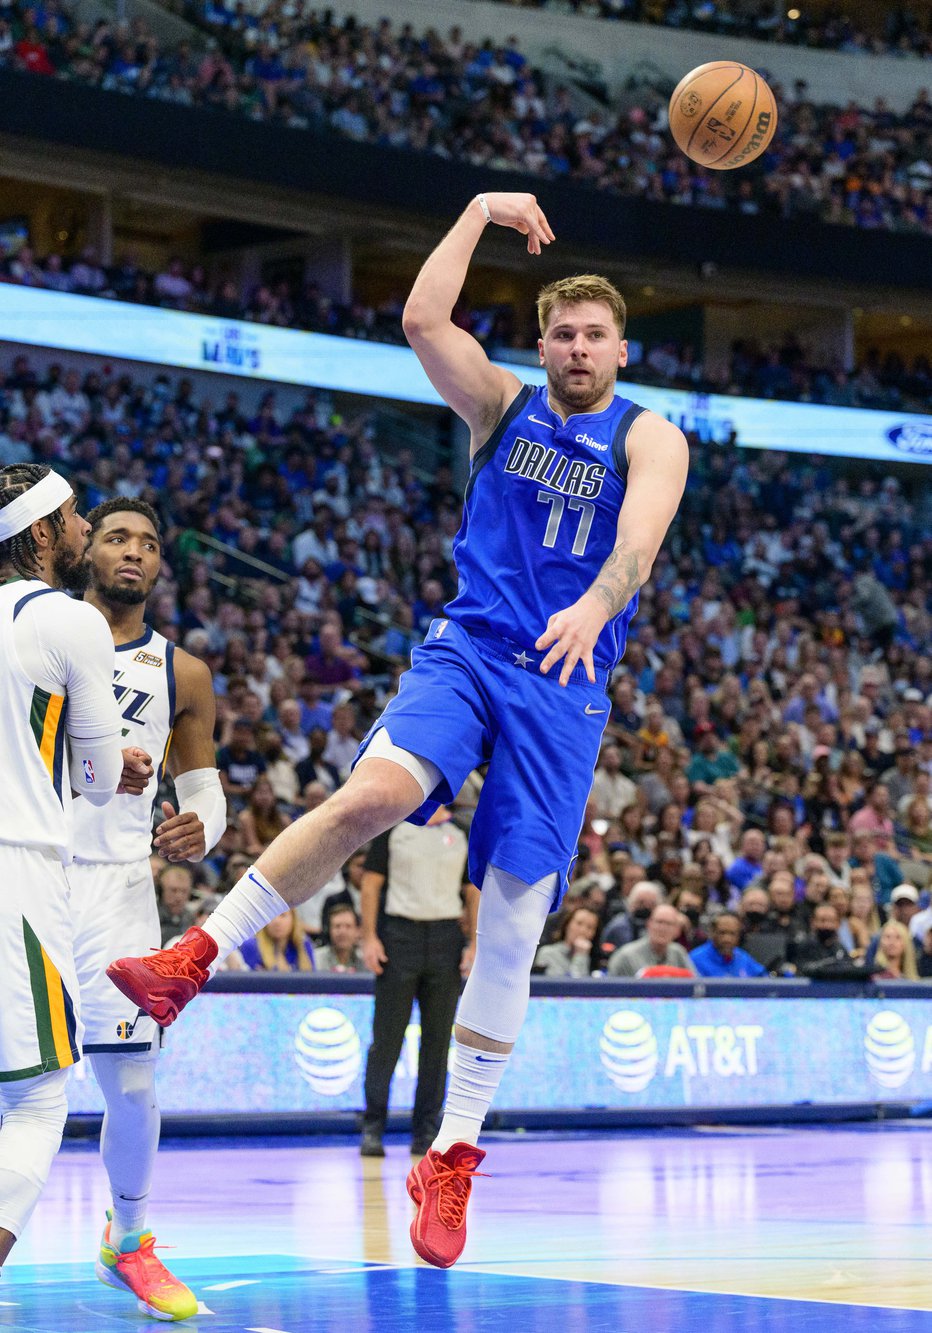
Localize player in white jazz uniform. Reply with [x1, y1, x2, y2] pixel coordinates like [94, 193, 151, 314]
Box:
[0, 464, 151, 1271]
[68, 498, 223, 1323]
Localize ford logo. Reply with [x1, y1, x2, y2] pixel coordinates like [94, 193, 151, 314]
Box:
[887, 422, 932, 456]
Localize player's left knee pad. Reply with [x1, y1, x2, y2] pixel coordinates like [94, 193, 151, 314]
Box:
[0, 1069, 69, 1238]
[457, 864, 557, 1046]
[91, 1051, 158, 1113]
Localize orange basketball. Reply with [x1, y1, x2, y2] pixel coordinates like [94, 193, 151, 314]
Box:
[668, 61, 777, 170]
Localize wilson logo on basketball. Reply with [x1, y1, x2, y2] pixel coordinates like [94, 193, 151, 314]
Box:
[722, 109, 773, 167]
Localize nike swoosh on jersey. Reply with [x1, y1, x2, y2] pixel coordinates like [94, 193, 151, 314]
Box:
[527, 414, 556, 430]
[584, 704, 607, 715]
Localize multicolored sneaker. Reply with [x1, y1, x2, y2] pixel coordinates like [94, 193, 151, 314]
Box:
[406, 1142, 487, 1268]
[107, 927, 218, 1028]
[96, 1212, 198, 1322]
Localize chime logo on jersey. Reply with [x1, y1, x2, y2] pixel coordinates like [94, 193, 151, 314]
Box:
[83, 759, 95, 785]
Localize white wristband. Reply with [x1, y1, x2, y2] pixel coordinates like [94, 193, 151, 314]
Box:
[173, 767, 227, 859]
[475, 193, 492, 224]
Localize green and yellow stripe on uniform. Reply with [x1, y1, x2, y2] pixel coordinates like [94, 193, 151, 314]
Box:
[22, 916, 79, 1074]
[29, 686, 66, 802]
[157, 727, 174, 785]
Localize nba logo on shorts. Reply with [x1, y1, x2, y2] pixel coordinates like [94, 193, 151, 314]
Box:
[83, 759, 96, 784]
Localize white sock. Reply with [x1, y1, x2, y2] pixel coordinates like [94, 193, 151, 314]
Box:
[109, 1194, 149, 1247]
[202, 866, 290, 967]
[433, 1040, 510, 1153]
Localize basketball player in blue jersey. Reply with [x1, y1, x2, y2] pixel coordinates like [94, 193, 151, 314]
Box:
[70, 499, 223, 1321]
[109, 190, 688, 1269]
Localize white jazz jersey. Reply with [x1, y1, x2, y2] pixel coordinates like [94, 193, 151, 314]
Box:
[72, 626, 176, 864]
[0, 580, 74, 860]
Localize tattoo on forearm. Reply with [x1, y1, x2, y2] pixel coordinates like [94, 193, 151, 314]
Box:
[589, 543, 642, 617]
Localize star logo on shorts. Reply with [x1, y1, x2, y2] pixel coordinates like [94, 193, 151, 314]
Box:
[513, 650, 533, 668]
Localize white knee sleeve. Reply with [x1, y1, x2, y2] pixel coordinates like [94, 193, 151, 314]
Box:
[0, 1069, 69, 1238]
[357, 726, 442, 800]
[457, 865, 557, 1045]
[91, 1051, 158, 1110]
[91, 1052, 160, 1207]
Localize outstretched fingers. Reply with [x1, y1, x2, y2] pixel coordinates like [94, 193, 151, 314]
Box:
[526, 203, 555, 255]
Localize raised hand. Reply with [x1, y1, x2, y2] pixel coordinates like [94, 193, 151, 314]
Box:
[481, 192, 555, 255]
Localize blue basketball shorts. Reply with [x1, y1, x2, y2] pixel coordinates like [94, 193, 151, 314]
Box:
[354, 619, 611, 906]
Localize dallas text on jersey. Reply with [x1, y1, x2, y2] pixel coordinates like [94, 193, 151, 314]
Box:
[503, 438, 606, 499]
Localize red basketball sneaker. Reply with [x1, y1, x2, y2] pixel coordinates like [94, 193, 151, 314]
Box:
[406, 1142, 487, 1268]
[107, 927, 218, 1028]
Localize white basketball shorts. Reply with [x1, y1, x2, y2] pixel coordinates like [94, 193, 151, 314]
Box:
[67, 858, 161, 1053]
[0, 843, 82, 1083]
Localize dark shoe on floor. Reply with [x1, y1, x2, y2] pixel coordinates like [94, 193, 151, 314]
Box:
[360, 1131, 385, 1158]
[410, 1137, 433, 1157]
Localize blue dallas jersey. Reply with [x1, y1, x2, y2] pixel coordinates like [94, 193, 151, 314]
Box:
[445, 383, 647, 671]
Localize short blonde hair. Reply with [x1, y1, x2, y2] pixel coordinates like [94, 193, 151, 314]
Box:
[537, 274, 627, 338]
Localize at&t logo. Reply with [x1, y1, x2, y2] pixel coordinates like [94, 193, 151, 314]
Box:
[294, 1007, 361, 1095]
[601, 1011, 658, 1091]
[864, 1011, 915, 1089]
[600, 1010, 763, 1092]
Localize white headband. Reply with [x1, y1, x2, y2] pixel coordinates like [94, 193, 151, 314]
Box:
[0, 471, 74, 543]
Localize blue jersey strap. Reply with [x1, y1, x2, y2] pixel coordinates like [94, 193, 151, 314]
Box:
[612, 403, 647, 477]
[464, 384, 535, 504]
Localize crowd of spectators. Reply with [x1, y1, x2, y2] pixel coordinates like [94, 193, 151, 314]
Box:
[3, 6, 931, 236]
[484, 0, 932, 61]
[3, 246, 930, 413]
[636, 333, 932, 412]
[0, 240, 411, 342]
[3, 346, 932, 981]
[0, 240, 518, 353]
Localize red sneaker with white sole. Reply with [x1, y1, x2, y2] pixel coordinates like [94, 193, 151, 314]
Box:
[106, 927, 218, 1028]
[406, 1142, 487, 1268]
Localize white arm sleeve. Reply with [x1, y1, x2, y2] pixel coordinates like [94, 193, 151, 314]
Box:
[15, 595, 124, 806]
[172, 767, 227, 858]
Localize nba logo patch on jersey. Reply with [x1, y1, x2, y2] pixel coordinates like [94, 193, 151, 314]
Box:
[83, 759, 96, 785]
[435, 621, 449, 639]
